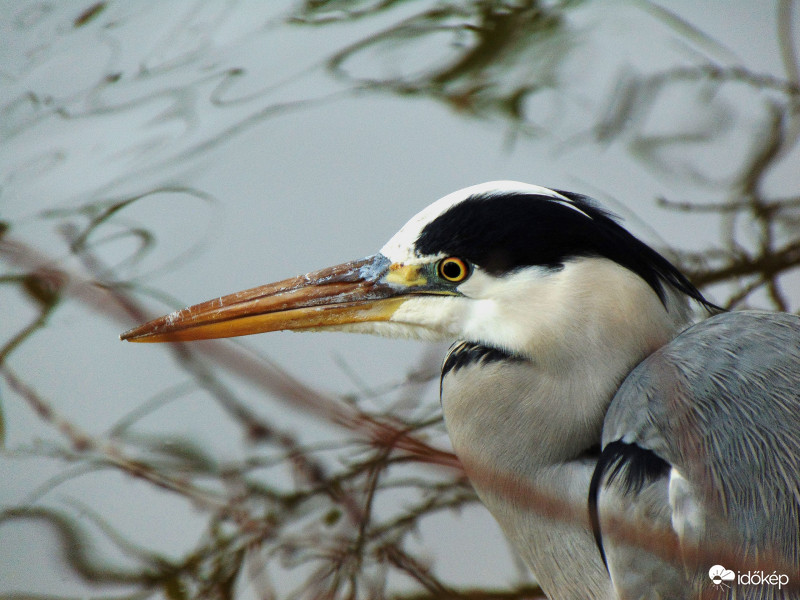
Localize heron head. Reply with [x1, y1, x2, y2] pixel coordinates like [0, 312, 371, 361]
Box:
[121, 181, 710, 360]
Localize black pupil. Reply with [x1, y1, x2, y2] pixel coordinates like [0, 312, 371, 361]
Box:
[442, 260, 463, 280]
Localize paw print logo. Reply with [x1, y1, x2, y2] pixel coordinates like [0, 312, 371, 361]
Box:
[709, 565, 735, 589]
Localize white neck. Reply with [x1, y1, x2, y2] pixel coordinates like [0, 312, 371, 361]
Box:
[439, 257, 695, 600]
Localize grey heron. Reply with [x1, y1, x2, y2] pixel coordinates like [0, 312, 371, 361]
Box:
[122, 181, 800, 599]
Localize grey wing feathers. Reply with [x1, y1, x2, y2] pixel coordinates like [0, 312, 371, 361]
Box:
[600, 311, 800, 598]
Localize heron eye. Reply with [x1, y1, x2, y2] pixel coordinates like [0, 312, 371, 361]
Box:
[438, 257, 470, 283]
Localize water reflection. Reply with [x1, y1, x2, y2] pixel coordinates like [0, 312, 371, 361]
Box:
[1, 1, 798, 598]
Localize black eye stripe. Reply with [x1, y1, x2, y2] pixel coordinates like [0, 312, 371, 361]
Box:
[414, 191, 715, 310]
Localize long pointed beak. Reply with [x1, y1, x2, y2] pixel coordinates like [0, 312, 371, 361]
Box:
[121, 254, 414, 343]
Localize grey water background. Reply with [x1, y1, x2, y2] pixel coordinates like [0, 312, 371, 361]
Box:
[1, 1, 798, 598]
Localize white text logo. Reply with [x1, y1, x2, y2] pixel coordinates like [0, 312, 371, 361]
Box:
[709, 564, 789, 591]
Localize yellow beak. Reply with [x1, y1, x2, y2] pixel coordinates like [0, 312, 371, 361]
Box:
[120, 254, 421, 343]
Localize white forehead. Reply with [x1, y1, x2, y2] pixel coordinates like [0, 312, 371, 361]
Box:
[380, 181, 577, 263]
